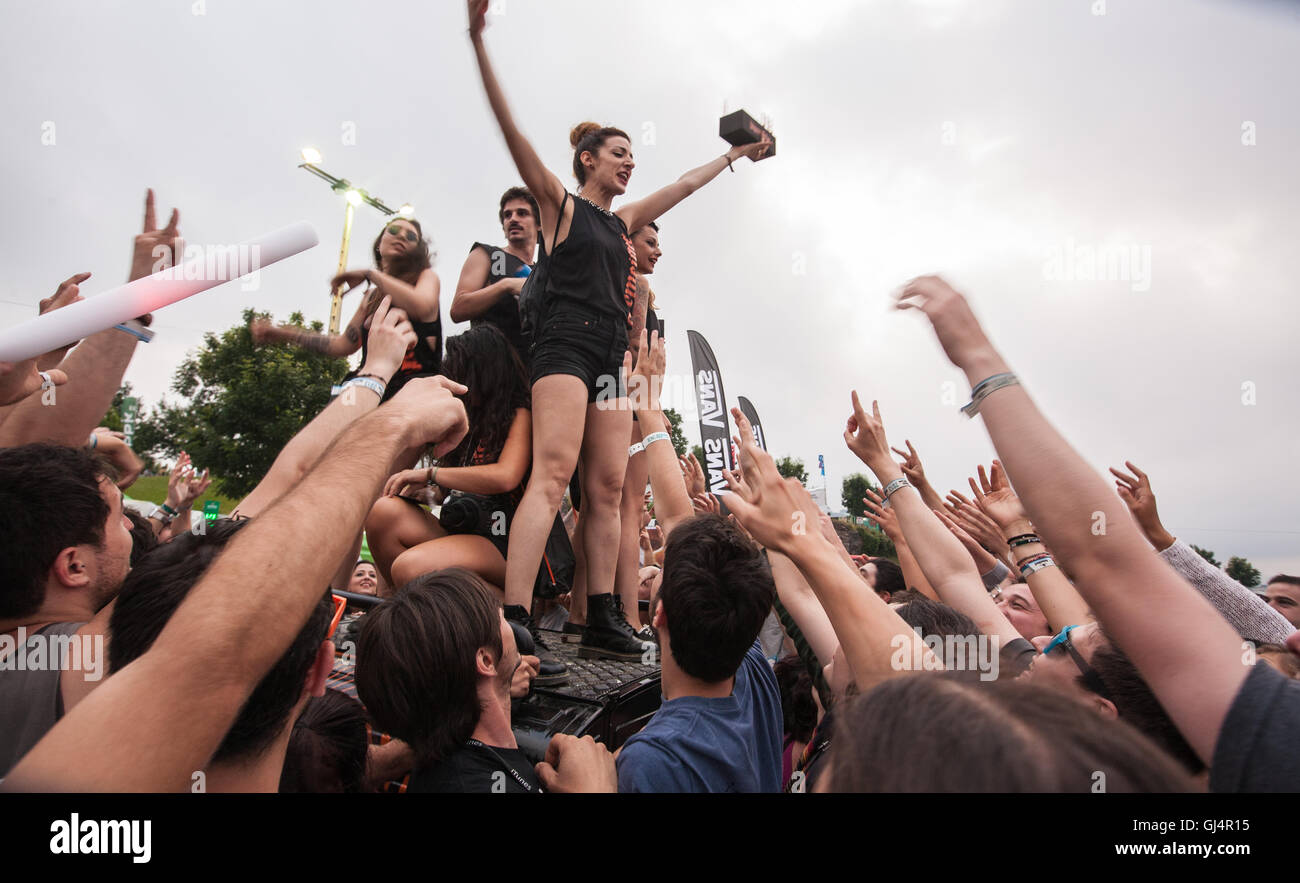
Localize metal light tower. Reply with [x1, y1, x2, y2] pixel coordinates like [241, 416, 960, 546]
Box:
[297, 148, 413, 333]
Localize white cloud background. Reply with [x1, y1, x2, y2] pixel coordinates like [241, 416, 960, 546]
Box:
[1, 0, 1297, 576]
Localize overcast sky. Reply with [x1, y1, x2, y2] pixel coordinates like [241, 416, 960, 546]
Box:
[2, 0, 1297, 577]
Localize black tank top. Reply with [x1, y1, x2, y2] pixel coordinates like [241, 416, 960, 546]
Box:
[469, 242, 531, 359]
[356, 286, 442, 400]
[536, 194, 637, 331]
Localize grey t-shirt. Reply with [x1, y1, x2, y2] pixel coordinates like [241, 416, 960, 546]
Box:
[1210, 661, 1300, 792]
[0, 622, 84, 778]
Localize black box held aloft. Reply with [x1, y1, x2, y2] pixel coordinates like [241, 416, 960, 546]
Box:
[719, 109, 775, 160]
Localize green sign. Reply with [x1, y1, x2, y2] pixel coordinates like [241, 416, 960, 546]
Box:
[121, 396, 138, 447]
[203, 500, 220, 523]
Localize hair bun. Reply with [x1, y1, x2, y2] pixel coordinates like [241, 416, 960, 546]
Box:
[570, 121, 602, 148]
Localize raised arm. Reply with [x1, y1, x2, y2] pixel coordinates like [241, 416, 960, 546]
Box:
[467, 0, 566, 218]
[616, 140, 770, 236]
[724, 407, 939, 689]
[897, 275, 1248, 766]
[3, 376, 468, 791]
[250, 297, 366, 361]
[449, 248, 523, 323]
[843, 393, 1023, 648]
[861, 489, 939, 601]
[629, 332, 693, 538]
[1111, 461, 1293, 644]
[415, 408, 532, 496]
[335, 268, 440, 323]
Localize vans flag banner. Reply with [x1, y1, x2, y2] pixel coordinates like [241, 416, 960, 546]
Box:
[737, 396, 766, 451]
[687, 330, 735, 495]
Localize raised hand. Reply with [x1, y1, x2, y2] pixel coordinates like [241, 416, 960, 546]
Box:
[861, 488, 901, 542]
[680, 452, 706, 500]
[130, 189, 182, 283]
[843, 391, 896, 480]
[890, 439, 927, 486]
[1110, 461, 1174, 550]
[724, 406, 822, 556]
[359, 296, 416, 382]
[692, 492, 721, 516]
[729, 138, 773, 163]
[385, 376, 469, 460]
[896, 275, 1004, 378]
[969, 460, 1028, 532]
[330, 269, 372, 293]
[36, 272, 90, 370]
[166, 451, 211, 510]
[467, 0, 489, 40]
[629, 329, 665, 412]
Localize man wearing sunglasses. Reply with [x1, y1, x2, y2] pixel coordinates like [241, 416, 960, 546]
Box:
[1020, 621, 1203, 776]
[450, 186, 540, 367]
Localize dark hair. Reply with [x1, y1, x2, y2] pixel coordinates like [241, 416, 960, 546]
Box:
[829, 676, 1197, 792]
[126, 509, 159, 568]
[1257, 644, 1300, 678]
[633, 221, 659, 236]
[107, 519, 333, 763]
[1084, 639, 1203, 774]
[371, 217, 433, 283]
[1268, 574, 1300, 588]
[774, 655, 817, 743]
[870, 557, 905, 599]
[0, 444, 113, 619]
[499, 186, 540, 226]
[570, 122, 631, 186]
[438, 324, 530, 468]
[279, 689, 369, 793]
[354, 568, 502, 767]
[657, 514, 774, 682]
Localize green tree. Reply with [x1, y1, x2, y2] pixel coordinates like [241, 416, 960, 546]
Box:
[1225, 556, 1261, 588]
[775, 456, 808, 484]
[133, 309, 349, 498]
[691, 444, 705, 465]
[1190, 544, 1220, 568]
[664, 408, 688, 457]
[841, 472, 878, 519]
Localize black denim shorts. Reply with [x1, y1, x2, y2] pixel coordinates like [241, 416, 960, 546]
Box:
[529, 305, 628, 404]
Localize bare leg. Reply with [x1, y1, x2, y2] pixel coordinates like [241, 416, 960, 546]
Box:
[614, 421, 649, 629]
[365, 495, 443, 586]
[579, 400, 633, 604]
[392, 534, 506, 590]
[503, 375, 588, 611]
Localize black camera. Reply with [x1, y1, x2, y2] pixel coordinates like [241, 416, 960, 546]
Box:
[440, 491, 511, 536]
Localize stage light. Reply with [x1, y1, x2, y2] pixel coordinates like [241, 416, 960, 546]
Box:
[345, 189, 363, 206]
[398, 204, 415, 217]
[300, 147, 322, 164]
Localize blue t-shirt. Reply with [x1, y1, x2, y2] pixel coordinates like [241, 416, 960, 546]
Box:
[617, 642, 782, 793]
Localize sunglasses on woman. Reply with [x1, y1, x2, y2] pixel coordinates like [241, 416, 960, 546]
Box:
[1042, 624, 1113, 701]
[386, 224, 418, 243]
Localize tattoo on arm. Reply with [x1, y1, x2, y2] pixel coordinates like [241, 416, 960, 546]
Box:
[291, 330, 333, 354]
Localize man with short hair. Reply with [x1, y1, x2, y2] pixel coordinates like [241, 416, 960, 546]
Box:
[617, 514, 784, 792]
[355, 568, 543, 792]
[106, 521, 335, 791]
[449, 186, 540, 364]
[0, 443, 134, 776]
[1264, 575, 1300, 629]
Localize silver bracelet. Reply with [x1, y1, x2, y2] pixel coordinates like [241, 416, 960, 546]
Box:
[961, 373, 1019, 418]
[148, 505, 174, 525]
[342, 376, 386, 399]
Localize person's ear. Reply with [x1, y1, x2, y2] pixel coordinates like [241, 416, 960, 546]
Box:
[305, 640, 334, 699]
[50, 547, 91, 590]
[651, 598, 665, 631]
[1090, 695, 1119, 720]
[476, 646, 497, 679]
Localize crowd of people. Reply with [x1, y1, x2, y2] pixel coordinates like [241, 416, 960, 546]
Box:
[1, 0, 1297, 794]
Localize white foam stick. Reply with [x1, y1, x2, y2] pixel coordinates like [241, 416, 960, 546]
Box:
[0, 222, 318, 362]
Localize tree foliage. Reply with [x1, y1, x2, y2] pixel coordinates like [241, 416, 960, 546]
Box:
[841, 472, 879, 519]
[1225, 556, 1261, 588]
[1190, 544, 1220, 568]
[664, 408, 688, 458]
[133, 309, 348, 498]
[775, 456, 808, 484]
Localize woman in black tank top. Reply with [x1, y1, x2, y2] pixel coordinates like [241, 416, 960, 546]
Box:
[249, 217, 443, 402]
[469, 0, 771, 665]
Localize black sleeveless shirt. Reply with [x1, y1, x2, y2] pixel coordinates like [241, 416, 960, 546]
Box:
[536, 194, 638, 336]
[469, 242, 531, 359]
[356, 286, 442, 400]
